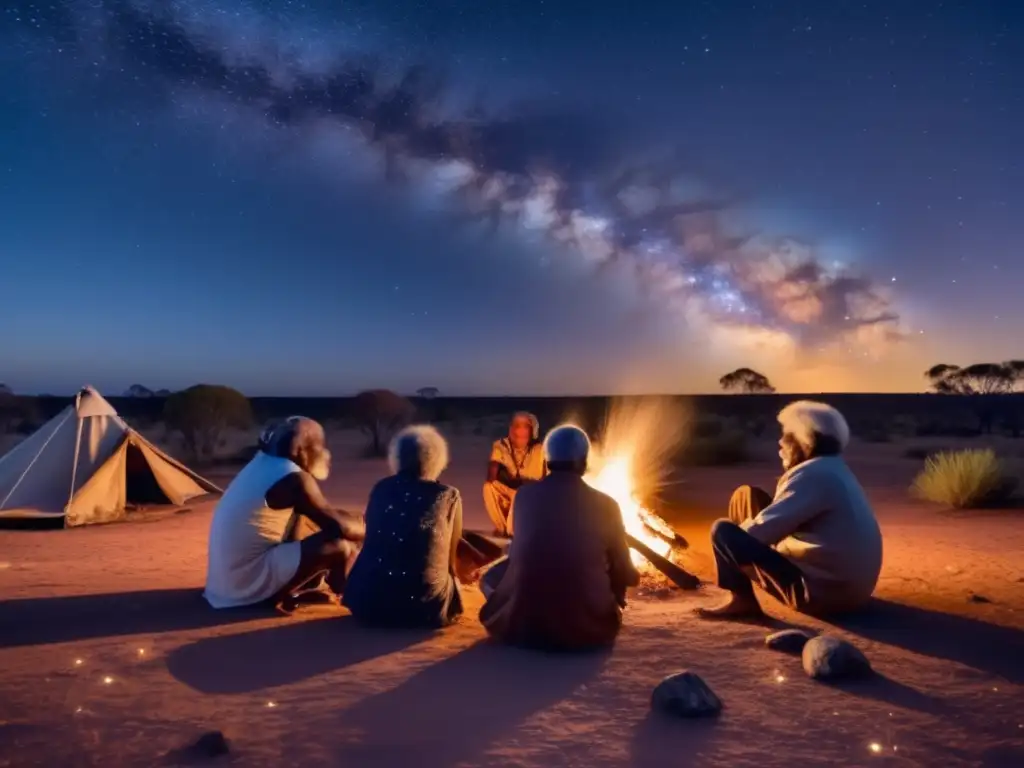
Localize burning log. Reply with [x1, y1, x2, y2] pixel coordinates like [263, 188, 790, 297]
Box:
[637, 508, 689, 550]
[626, 533, 701, 590]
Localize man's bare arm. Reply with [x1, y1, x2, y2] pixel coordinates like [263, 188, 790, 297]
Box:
[266, 473, 365, 542]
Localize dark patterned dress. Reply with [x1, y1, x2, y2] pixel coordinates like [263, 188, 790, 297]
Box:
[342, 474, 464, 628]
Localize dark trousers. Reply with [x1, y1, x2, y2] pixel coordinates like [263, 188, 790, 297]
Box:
[711, 486, 809, 610]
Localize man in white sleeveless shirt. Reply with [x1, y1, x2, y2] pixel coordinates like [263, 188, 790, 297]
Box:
[205, 416, 365, 612]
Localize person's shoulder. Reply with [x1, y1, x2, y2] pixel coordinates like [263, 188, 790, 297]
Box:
[782, 456, 845, 487]
[432, 482, 461, 505]
[366, 475, 400, 502]
[591, 485, 622, 514]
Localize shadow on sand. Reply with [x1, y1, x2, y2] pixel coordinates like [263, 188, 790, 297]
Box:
[831, 598, 1024, 684]
[166, 616, 436, 694]
[0, 588, 267, 648]
[628, 710, 718, 767]
[333, 640, 608, 767]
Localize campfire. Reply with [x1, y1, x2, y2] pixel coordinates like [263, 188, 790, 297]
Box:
[584, 455, 673, 568]
[578, 398, 700, 590]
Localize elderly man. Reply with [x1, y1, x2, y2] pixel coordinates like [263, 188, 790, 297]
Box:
[697, 400, 883, 621]
[483, 411, 545, 537]
[204, 416, 365, 613]
[479, 424, 640, 651]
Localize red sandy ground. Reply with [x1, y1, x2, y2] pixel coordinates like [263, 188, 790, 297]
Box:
[1, 438, 1023, 767]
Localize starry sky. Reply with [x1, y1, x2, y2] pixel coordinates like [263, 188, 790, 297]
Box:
[1, 0, 1020, 396]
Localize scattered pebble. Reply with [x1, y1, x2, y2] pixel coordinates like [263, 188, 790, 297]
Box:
[765, 628, 814, 654]
[651, 670, 722, 718]
[967, 592, 992, 604]
[802, 636, 873, 681]
[169, 731, 231, 761]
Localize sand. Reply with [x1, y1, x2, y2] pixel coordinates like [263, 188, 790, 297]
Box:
[2, 435, 1023, 767]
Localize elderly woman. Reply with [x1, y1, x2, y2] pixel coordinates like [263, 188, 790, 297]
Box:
[342, 424, 464, 628]
[697, 400, 883, 621]
[205, 417, 365, 613]
[479, 424, 639, 652]
[483, 411, 545, 537]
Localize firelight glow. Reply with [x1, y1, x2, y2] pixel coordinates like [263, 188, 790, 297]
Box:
[584, 455, 672, 568]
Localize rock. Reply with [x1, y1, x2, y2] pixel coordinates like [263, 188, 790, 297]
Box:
[651, 671, 722, 718]
[802, 636, 873, 681]
[178, 731, 230, 760]
[765, 628, 813, 654]
[967, 592, 992, 604]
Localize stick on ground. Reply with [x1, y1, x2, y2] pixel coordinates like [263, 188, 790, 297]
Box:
[626, 533, 701, 590]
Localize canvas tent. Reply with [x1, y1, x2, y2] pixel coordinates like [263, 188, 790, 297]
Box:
[0, 386, 221, 526]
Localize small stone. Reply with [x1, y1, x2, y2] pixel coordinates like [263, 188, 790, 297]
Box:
[176, 731, 230, 760]
[967, 592, 992, 604]
[802, 636, 873, 681]
[651, 671, 722, 718]
[765, 628, 813, 654]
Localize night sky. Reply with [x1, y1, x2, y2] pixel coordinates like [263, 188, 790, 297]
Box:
[2, 1, 1020, 396]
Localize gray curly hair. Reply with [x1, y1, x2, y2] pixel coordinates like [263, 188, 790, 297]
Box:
[388, 424, 450, 481]
[777, 400, 850, 453]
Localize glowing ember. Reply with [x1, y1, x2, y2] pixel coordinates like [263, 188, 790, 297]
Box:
[584, 454, 673, 569]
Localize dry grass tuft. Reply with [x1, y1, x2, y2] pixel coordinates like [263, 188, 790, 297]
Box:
[910, 448, 1017, 509]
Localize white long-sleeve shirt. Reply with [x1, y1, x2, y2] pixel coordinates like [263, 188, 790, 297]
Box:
[743, 456, 883, 612]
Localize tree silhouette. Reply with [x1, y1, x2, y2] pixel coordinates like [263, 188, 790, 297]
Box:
[351, 389, 416, 456]
[719, 368, 776, 394]
[163, 384, 253, 460]
[925, 362, 1018, 394]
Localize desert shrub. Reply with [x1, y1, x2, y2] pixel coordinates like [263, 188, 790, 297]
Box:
[351, 389, 416, 457]
[0, 394, 40, 435]
[163, 384, 253, 461]
[678, 431, 749, 467]
[910, 448, 1017, 509]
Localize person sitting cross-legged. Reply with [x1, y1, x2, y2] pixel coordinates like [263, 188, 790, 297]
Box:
[479, 424, 640, 652]
[482, 411, 545, 537]
[696, 400, 883, 621]
[204, 417, 365, 614]
[343, 424, 466, 629]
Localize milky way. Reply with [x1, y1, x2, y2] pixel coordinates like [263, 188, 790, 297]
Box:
[5, 0, 903, 352]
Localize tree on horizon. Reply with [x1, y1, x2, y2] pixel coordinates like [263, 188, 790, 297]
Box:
[924, 362, 1021, 394]
[718, 368, 776, 394]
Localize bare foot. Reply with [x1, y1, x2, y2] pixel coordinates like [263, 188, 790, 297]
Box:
[694, 594, 766, 621]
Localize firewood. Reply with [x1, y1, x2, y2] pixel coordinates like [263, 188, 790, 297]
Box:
[626, 534, 701, 590]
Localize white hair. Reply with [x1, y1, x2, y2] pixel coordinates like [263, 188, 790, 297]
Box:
[388, 424, 450, 481]
[511, 411, 540, 440]
[777, 400, 850, 452]
[543, 424, 591, 464]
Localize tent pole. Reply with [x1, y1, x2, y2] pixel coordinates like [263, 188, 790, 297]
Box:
[66, 410, 87, 517]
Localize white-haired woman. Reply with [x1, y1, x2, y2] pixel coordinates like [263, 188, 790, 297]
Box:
[483, 411, 545, 537]
[697, 400, 883, 621]
[479, 424, 639, 652]
[342, 425, 465, 628]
